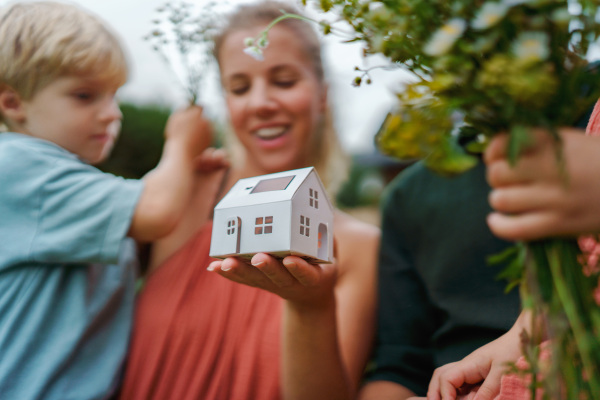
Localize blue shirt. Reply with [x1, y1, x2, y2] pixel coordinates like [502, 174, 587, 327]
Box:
[0, 133, 144, 399]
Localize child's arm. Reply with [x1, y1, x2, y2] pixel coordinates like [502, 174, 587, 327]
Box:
[425, 310, 530, 400]
[128, 106, 212, 242]
[484, 128, 600, 241]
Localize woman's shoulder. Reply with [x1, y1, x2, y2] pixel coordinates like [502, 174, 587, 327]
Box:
[333, 209, 380, 272]
[333, 209, 380, 241]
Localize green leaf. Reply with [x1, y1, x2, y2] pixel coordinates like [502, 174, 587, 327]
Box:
[507, 125, 533, 166]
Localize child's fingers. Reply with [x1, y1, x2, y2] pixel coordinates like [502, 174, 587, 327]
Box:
[194, 147, 230, 171]
[471, 367, 504, 400]
[427, 363, 455, 400]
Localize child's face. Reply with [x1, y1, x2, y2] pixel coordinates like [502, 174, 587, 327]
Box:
[20, 76, 122, 164]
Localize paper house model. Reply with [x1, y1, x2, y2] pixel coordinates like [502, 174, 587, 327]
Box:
[209, 167, 334, 263]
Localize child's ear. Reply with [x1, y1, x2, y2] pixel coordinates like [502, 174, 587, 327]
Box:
[0, 87, 26, 123]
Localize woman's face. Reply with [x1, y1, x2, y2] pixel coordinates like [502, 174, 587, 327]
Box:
[218, 24, 326, 175]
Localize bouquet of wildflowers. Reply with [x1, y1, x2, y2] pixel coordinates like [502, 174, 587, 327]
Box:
[145, 1, 222, 104]
[299, 0, 600, 398]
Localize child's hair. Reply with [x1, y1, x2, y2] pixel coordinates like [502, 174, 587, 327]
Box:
[0, 1, 128, 103]
[212, 0, 349, 198]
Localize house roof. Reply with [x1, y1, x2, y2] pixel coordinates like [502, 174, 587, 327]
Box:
[215, 167, 328, 209]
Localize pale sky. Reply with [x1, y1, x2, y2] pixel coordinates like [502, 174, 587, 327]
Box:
[0, 0, 411, 154]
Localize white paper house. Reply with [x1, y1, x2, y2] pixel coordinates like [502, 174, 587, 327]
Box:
[209, 167, 334, 263]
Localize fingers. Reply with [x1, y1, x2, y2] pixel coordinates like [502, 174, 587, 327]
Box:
[483, 133, 509, 165]
[428, 364, 485, 400]
[483, 129, 552, 166]
[250, 253, 296, 287]
[282, 256, 322, 287]
[488, 184, 566, 215]
[208, 254, 321, 290]
[486, 211, 564, 241]
[194, 147, 230, 172]
[207, 258, 273, 288]
[472, 376, 501, 400]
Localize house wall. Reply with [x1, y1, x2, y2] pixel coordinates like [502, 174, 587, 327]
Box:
[210, 201, 292, 259]
[290, 173, 334, 263]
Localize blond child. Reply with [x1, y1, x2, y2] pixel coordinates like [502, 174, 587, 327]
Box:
[0, 2, 209, 398]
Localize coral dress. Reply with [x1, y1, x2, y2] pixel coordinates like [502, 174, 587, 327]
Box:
[119, 221, 283, 400]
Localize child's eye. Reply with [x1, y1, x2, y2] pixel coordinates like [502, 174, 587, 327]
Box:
[72, 91, 95, 101]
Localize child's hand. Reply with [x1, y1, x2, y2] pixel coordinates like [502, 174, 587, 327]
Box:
[484, 128, 600, 241]
[207, 253, 337, 308]
[164, 105, 213, 158]
[426, 314, 525, 400]
[194, 147, 230, 172]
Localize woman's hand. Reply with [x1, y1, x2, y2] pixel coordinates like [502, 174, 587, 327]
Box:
[207, 253, 337, 308]
[484, 128, 600, 241]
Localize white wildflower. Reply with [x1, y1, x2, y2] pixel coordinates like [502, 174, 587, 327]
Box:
[257, 34, 269, 49]
[243, 46, 264, 61]
[424, 18, 467, 56]
[472, 2, 509, 30]
[513, 31, 550, 61]
[244, 37, 255, 47]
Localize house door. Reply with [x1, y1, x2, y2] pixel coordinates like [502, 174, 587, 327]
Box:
[318, 223, 328, 261]
[225, 217, 242, 254]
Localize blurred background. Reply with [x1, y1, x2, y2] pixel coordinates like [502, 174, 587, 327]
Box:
[0, 0, 417, 225]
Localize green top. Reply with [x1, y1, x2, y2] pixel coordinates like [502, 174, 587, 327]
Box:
[364, 160, 521, 395]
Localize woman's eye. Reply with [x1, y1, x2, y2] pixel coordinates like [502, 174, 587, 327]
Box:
[230, 86, 249, 95]
[274, 79, 296, 88]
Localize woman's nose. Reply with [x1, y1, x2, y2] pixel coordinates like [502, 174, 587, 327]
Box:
[247, 82, 277, 117]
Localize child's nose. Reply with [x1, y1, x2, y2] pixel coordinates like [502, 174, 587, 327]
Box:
[100, 98, 123, 122]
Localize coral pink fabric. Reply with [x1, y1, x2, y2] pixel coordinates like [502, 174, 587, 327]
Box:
[119, 222, 283, 400]
[491, 99, 600, 400]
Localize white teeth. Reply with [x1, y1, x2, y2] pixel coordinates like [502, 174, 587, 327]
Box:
[255, 126, 286, 139]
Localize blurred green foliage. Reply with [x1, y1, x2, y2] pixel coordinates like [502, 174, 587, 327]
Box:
[99, 103, 169, 178]
[100, 102, 385, 208]
[336, 162, 385, 208]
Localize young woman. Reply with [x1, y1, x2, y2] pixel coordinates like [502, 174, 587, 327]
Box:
[119, 2, 379, 399]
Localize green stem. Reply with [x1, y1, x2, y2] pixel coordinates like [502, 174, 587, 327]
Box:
[262, 11, 319, 33]
[546, 242, 600, 398]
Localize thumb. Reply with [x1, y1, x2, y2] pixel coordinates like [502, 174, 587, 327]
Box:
[472, 367, 504, 400]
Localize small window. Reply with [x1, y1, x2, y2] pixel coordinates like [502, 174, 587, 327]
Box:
[227, 218, 238, 235]
[299, 215, 310, 237]
[309, 189, 319, 209]
[255, 215, 274, 235]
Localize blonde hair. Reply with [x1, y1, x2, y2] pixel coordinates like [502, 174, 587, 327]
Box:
[213, 0, 349, 199]
[0, 1, 128, 103]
